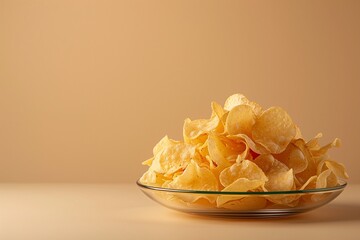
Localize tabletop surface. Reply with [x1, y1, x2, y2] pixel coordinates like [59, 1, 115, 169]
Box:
[0, 183, 359, 240]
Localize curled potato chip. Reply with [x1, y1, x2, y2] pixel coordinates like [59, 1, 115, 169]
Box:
[207, 133, 248, 170]
[300, 175, 317, 190]
[275, 143, 308, 174]
[207, 133, 232, 168]
[183, 102, 225, 145]
[252, 154, 297, 206]
[294, 125, 302, 139]
[224, 94, 262, 115]
[308, 169, 338, 202]
[293, 138, 318, 185]
[311, 138, 341, 158]
[325, 160, 349, 179]
[227, 134, 269, 154]
[221, 137, 248, 163]
[306, 133, 323, 149]
[316, 169, 338, 188]
[219, 160, 267, 187]
[236, 142, 250, 163]
[225, 105, 256, 136]
[252, 154, 294, 191]
[142, 157, 154, 167]
[212, 101, 227, 127]
[252, 107, 296, 154]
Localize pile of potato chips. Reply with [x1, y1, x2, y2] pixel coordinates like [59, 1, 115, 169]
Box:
[140, 94, 348, 208]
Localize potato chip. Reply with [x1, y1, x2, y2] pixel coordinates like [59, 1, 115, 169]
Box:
[225, 104, 256, 136]
[300, 175, 317, 190]
[325, 160, 349, 180]
[252, 154, 297, 206]
[316, 169, 338, 188]
[311, 138, 341, 158]
[183, 117, 218, 145]
[217, 178, 265, 206]
[165, 160, 218, 203]
[207, 133, 248, 170]
[275, 143, 308, 174]
[207, 133, 232, 169]
[219, 160, 267, 187]
[224, 93, 262, 115]
[252, 154, 294, 191]
[236, 143, 250, 163]
[139, 169, 169, 187]
[153, 136, 176, 156]
[183, 102, 224, 145]
[221, 137, 248, 163]
[142, 157, 153, 167]
[252, 107, 296, 154]
[306, 133, 323, 149]
[292, 138, 318, 185]
[166, 160, 218, 191]
[294, 125, 302, 139]
[211, 101, 227, 127]
[149, 137, 201, 176]
[227, 133, 269, 154]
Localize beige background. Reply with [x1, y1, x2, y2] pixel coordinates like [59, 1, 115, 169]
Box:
[0, 0, 359, 183]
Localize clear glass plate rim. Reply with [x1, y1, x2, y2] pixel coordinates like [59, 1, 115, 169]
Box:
[136, 179, 347, 195]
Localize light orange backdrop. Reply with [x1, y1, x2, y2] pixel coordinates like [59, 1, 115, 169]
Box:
[0, 0, 359, 183]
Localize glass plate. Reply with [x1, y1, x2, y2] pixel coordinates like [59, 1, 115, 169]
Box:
[137, 180, 347, 218]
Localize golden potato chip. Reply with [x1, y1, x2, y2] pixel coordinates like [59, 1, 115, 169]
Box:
[220, 136, 248, 162]
[139, 169, 168, 187]
[293, 138, 318, 185]
[207, 133, 237, 168]
[183, 102, 225, 145]
[224, 93, 262, 115]
[308, 169, 338, 202]
[252, 154, 297, 206]
[167, 160, 218, 190]
[325, 160, 349, 180]
[306, 133, 323, 149]
[316, 169, 338, 188]
[311, 138, 341, 158]
[227, 133, 269, 154]
[211, 101, 227, 127]
[300, 175, 317, 190]
[150, 137, 201, 176]
[275, 143, 308, 174]
[252, 107, 296, 154]
[142, 157, 153, 167]
[236, 143, 250, 163]
[153, 136, 176, 155]
[252, 154, 294, 191]
[219, 160, 267, 187]
[294, 125, 302, 139]
[183, 117, 218, 145]
[225, 105, 256, 136]
[217, 178, 265, 206]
